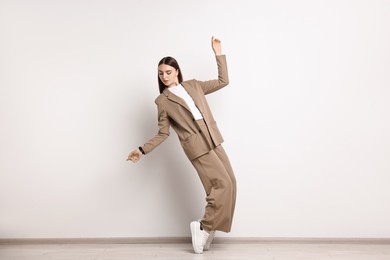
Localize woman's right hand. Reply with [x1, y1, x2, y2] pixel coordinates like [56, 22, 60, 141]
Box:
[127, 148, 143, 163]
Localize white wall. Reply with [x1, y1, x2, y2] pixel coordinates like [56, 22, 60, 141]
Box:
[1, 0, 390, 239]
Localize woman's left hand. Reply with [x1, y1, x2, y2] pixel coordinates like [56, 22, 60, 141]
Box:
[211, 36, 222, 56]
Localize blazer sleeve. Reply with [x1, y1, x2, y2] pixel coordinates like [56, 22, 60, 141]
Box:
[141, 99, 170, 154]
[197, 54, 229, 95]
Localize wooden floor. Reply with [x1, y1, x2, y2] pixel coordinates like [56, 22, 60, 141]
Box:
[1, 241, 390, 260]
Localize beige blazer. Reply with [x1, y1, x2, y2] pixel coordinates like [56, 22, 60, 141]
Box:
[141, 55, 229, 161]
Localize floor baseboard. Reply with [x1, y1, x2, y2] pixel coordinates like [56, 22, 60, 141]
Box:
[1, 237, 390, 245]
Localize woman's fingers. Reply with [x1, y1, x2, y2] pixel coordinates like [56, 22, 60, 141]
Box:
[127, 150, 140, 163]
[212, 36, 221, 43]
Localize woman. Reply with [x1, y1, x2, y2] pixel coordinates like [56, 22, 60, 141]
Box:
[127, 37, 236, 254]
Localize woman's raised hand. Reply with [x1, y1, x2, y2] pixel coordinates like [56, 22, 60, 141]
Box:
[127, 148, 142, 163]
[211, 36, 222, 56]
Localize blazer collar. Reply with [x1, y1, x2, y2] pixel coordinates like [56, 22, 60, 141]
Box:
[162, 81, 203, 114]
[181, 82, 203, 113]
[162, 83, 191, 112]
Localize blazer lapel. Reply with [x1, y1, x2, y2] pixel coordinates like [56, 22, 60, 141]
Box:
[182, 82, 204, 114]
[163, 87, 191, 112]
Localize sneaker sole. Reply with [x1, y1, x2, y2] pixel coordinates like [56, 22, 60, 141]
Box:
[190, 222, 203, 254]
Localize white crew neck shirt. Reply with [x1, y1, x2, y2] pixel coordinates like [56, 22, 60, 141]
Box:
[168, 84, 203, 120]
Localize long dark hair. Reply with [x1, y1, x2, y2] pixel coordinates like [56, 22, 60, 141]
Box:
[158, 56, 183, 94]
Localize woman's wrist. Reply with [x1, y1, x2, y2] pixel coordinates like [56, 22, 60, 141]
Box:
[138, 146, 145, 155]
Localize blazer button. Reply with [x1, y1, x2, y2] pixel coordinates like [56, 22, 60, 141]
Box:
[192, 118, 195, 121]
[198, 129, 202, 133]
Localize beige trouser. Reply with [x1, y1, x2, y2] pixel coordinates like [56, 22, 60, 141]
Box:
[190, 119, 237, 233]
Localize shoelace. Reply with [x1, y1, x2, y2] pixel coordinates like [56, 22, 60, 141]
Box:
[202, 230, 209, 241]
[194, 231, 209, 252]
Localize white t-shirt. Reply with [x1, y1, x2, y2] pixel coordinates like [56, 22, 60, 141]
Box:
[168, 84, 203, 120]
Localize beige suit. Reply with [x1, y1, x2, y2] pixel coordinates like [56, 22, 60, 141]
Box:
[141, 55, 236, 232]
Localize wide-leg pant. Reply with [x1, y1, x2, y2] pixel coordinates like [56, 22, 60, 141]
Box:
[190, 119, 237, 233]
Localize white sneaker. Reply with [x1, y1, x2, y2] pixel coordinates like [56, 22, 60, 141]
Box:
[190, 221, 209, 254]
[203, 230, 215, 251]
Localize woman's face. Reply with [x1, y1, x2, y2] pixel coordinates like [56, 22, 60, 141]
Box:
[158, 64, 179, 87]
